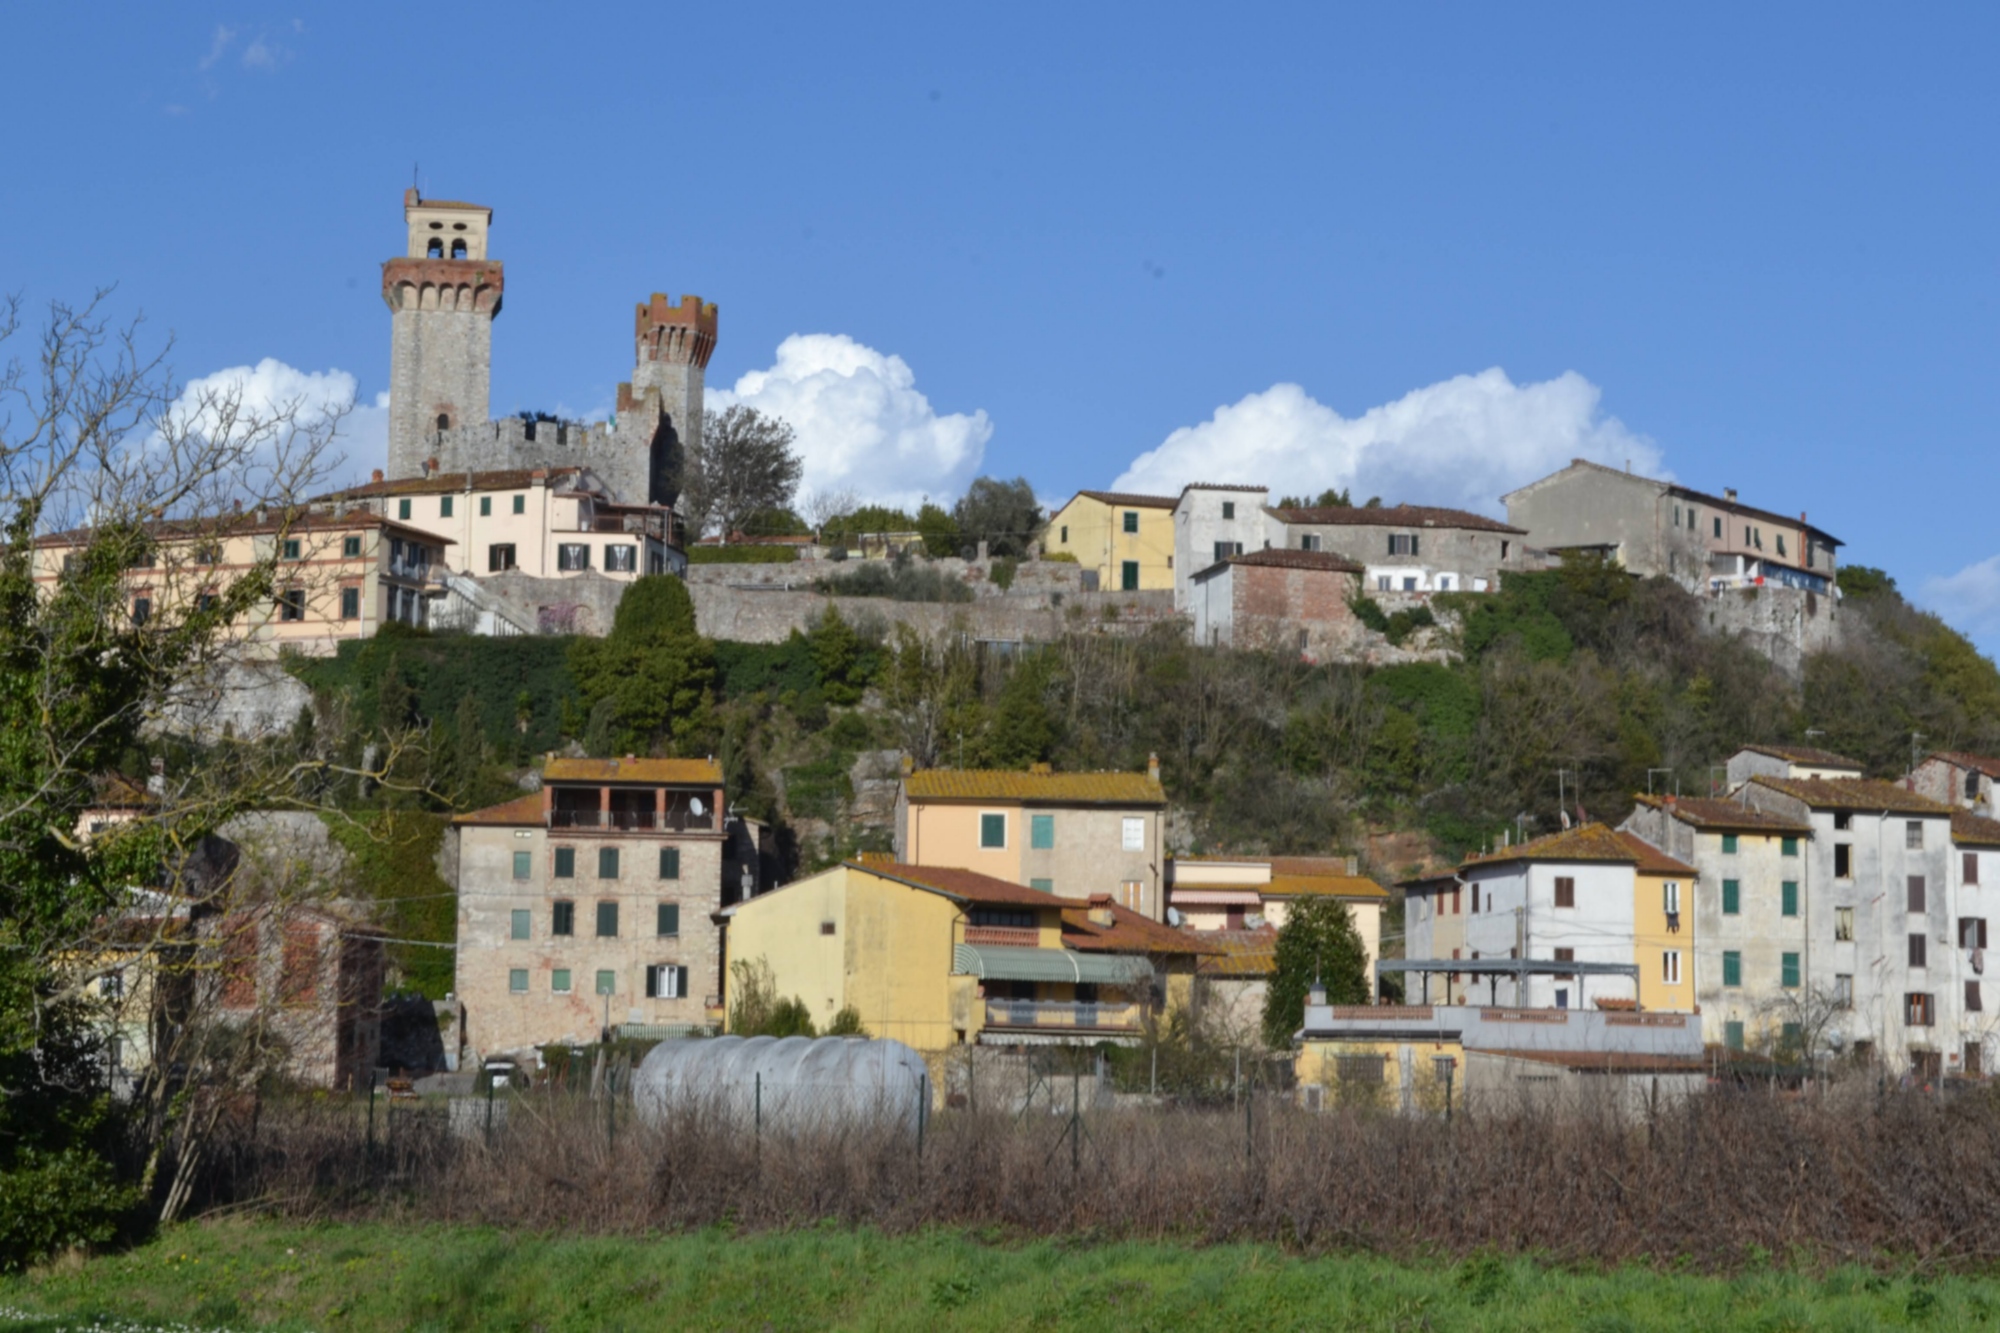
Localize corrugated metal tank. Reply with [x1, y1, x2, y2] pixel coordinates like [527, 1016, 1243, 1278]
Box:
[633, 1036, 929, 1135]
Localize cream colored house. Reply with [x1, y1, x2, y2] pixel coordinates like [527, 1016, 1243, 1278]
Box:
[1045, 490, 1176, 592]
[1166, 855, 1386, 977]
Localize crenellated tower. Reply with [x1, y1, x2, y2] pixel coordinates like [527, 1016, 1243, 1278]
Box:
[616, 293, 718, 506]
[381, 190, 502, 479]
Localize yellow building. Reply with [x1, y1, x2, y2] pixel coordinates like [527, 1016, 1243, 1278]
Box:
[895, 763, 1168, 916]
[721, 860, 1212, 1051]
[1046, 490, 1177, 592]
[1618, 831, 1698, 1014]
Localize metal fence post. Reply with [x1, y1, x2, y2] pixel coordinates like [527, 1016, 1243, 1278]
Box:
[1150, 1045, 1158, 1098]
[1071, 1066, 1081, 1178]
[365, 1067, 378, 1159]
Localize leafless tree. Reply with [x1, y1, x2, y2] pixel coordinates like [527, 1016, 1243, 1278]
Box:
[798, 485, 859, 539]
[682, 405, 804, 540]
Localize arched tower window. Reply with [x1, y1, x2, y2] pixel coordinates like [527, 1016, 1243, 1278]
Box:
[427, 238, 443, 258]
[436, 413, 451, 433]
[451, 239, 467, 259]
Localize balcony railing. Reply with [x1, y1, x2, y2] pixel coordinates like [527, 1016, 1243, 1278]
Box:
[983, 999, 1142, 1032]
[964, 925, 1038, 948]
[547, 808, 714, 832]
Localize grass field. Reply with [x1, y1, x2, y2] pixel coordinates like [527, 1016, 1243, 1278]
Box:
[1, 1220, 1995, 1332]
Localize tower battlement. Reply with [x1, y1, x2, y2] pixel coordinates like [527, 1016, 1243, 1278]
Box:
[635, 293, 718, 370]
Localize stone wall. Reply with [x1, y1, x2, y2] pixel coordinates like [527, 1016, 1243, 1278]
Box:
[1698, 583, 1843, 679]
[152, 657, 314, 743]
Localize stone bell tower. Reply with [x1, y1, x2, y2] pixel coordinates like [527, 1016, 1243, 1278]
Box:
[382, 190, 502, 480]
[615, 293, 718, 506]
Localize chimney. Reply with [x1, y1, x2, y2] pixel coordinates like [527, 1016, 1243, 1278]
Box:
[1147, 752, 1161, 783]
[372, 469, 384, 484]
[977, 539, 989, 562]
[1724, 488, 1738, 503]
[1345, 855, 1359, 875]
[899, 753, 914, 777]
[1029, 762, 1052, 776]
[1087, 894, 1114, 926]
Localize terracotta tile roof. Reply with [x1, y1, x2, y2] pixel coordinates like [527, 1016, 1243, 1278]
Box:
[1461, 823, 1638, 870]
[327, 467, 587, 499]
[1178, 482, 1268, 493]
[1630, 793, 1813, 834]
[1953, 810, 2000, 848]
[1749, 776, 1953, 816]
[1062, 899, 1221, 955]
[90, 773, 154, 809]
[453, 793, 543, 826]
[1264, 873, 1389, 901]
[860, 862, 1070, 908]
[1518, 460, 1843, 548]
[1738, 742, 1863, 769]
[1613, 831, 1698, 877]
[1268, 503, 1526, 535]
[1220, 549, 1364, 574]
[36, 509, 455, 547]
[903, 768, 1166, 805]
[1493, 1049, 1705, 1073]
[544, 757, 723, 785]
[1931, 751, 2000, 780]
[1193, 927, 1280, 977]
[411, 198, 489, 212]
[1268, 855, 1359, 876]
[1069, 490, 1178, 510]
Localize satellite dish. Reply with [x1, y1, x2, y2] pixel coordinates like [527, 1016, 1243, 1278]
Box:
[1166, 907, 1183, 927]
[690, 796, 706, 817]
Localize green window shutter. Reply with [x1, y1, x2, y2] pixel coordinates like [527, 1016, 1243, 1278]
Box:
[508, 969, 528, 994]
[677, 966, 690, 999]
[1722, 951, 1742, 987]
[1031, 814, 1054, 850]
[980, 813, 1006, 848]
[480, 496, 492, 517]
[1781, 881, 1799, 917]
[440, 496, 453, 518]
[1782, 836, 1798, 857]
[551, 969, 570, 993]
[659, 847, 681, 879]
[1122, 511, 1138, 534]
[1030, 878, 1054, 893]
[512, 851, 531, 880]
[1725, 1021, 1744, 1051]
[644, 965, 658, 999]
[1782, 952, 1800, 988]
[513, 494, 525, 515]
[1121, 561, 1140, 590]
[658, 902, 680, 936]
[596, 901, 619, 937]
[595, 969, 616, 996]
[553, 848, 575, 879]
[1722, 834, 1739, 854]
[398, 498, 411, 521]
[598, 847, 620, 879]
[510, 909, 530, 941]
[1722, 880, 1740, 915]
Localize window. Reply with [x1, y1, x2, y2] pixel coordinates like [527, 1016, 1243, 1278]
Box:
[1471, 884, 1480, 913]
[1300, 534, 1322, 552]
[1969, 770, 1983, 801]
[512, 850, 531, 880]
[1212, 540, 1242, 563]
[1722, 879, 1740, 915]
[1962, 918, 1989, 950]
[1059, 525, 1068, 543]
[282, 538, 302, 560]
[1721, 833, 1739, 855]
[131, 597, 152, 626]
[1834, 844, 1852, 878]
[1909, 933, 1927, 968]
[1722, 951, 1742, 987]
[339, 586, 360, 620]
[1909, 875, 1927, 913]
[657, 903, 680, 936]
[1553, 946, 1574, 979]
[513, 495, 526, 515]
[1122, 817, 1145, 851]
[1776, 534, 1786, 558]
[1782, 836, 1798, 857]
[278, 589, 305, 622]
[1906, 992, 1934, 1026]
[1221, 501, 1236, 520]
[1782, 952, 1801, 988]
[1662, 951, 1681, 985]
[598, 847, 620, 879]
[480, 496, 492, 517]
[1030, 877, 1054, 893]
[1725, 1021, 1744, 1050]
[1967, 853, 1981, 886]
[1119, 880, 1143, 911]
[1834, 974, 1853, 1008]
[980, 813, 1006, 848]
[1030, 814, 1054, 849]
[1121, 560, 1140, 591]
[596, 970, 616, 996]
[398, 498, 412, 521]
[645, 965, 689, 1000]
[1450, 886, 1461, 915]
[1553, 876, 1575, 908]
[1835, 906, 1854, 941]
[195, 543, 220, 565]
[605, 545, 637, 573]
[554, 848, 576, 879]
[1377, 575, 1391, 591]
[1662, 881, 1681, 915]
[1501, 541, 1510, 560]
[1122, 511, 1139, 534]
[452, 238, 467, 259]
[552, 969, 571, 994]
[488, 544, 516, 572]
[1834, 811, 1852, 831]
[1907, 821, 1925, 850]
[659, 847, 681, 879]
[596, 901, 618, 937]
[440, 496, 454, 519]
[552, 900, 575, 936]
[1970, 981, 1985, 1013]
[511, 909, 530, 941]
[1781, 881, 1799, 917]
[558, 544, 590, 571]
[1402, 576, 1418, 592]
[509, 969, 528, 994]
[1388, 533, 1418, 556]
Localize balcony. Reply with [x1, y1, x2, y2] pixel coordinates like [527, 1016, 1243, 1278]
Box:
[550, 809, 661, 830]
[964, 925, 1038, 948]
[983, 999, 1142, 1033]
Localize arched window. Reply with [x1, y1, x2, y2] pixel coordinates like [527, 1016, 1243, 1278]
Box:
[436, 413, 450, 433]
[451, 239, 467, 259]
[427, 237, 443, 258]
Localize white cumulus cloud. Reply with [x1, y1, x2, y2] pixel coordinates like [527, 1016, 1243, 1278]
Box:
[1112, 368, 1661, 514]
[709, 334, 992, 512]
[1923, 557, 2000, 650]
[163, 358, 385, 490]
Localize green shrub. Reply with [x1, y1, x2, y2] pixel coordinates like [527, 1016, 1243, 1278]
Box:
[825, 1006, 867, 1036]
[0, 1146, 135, 1273]
[989, 557, 1018, 591]
[814, 563, 972, 603]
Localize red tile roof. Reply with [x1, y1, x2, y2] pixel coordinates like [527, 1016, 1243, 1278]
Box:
[453, 794, 543, 826]
[1930, 751, 2000, 780]
[1269, 503, 1525, 535]
[1613, 831, 1698, 877]
[1461, 823, 1638, 870]
[327, 467, 586, 499]
[1738, 742, 1862, 769]
[904, 768, 1165, 805]
[1220, 549, 1363, 574]
[1953, 810, 2000, 849]
[1069, 490, 1178, 510]
[1630, 793, 1812, 833]
[1063, 899, 1220, 955]
[1749, 776, 1953, 816]
[1264, 873, 1389, 901]
[860, 862, 1071, 909]
[1193, 927, 1280, 977]
[544, 757, 723, 785]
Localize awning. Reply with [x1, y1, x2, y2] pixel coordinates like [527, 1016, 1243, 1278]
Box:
[953, 943, 1151, 985]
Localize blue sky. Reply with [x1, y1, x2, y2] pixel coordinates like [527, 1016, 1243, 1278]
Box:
[5, 5, 1998, 647]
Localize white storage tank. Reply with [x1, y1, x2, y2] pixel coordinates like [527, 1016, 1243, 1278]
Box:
[633, 1036, 930, 1135]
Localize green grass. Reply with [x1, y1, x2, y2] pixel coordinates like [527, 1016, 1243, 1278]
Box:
[3, 1219, 1996, 1331]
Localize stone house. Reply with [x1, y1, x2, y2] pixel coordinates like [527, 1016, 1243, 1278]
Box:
[1171, 483, 1270, 610]
[1186, 548, 1364, 661]
[207, 902, 386, 1091]
[1502, 458, 1842, 594]
[894, 762, 1168, 917]
[1725, 742, 1864, 788]
[1045, 490, 1177, 592]
[451, 756, 746, 1061]
[1262, 503, 1527, 594]
[1912, 751, 2000, 813]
